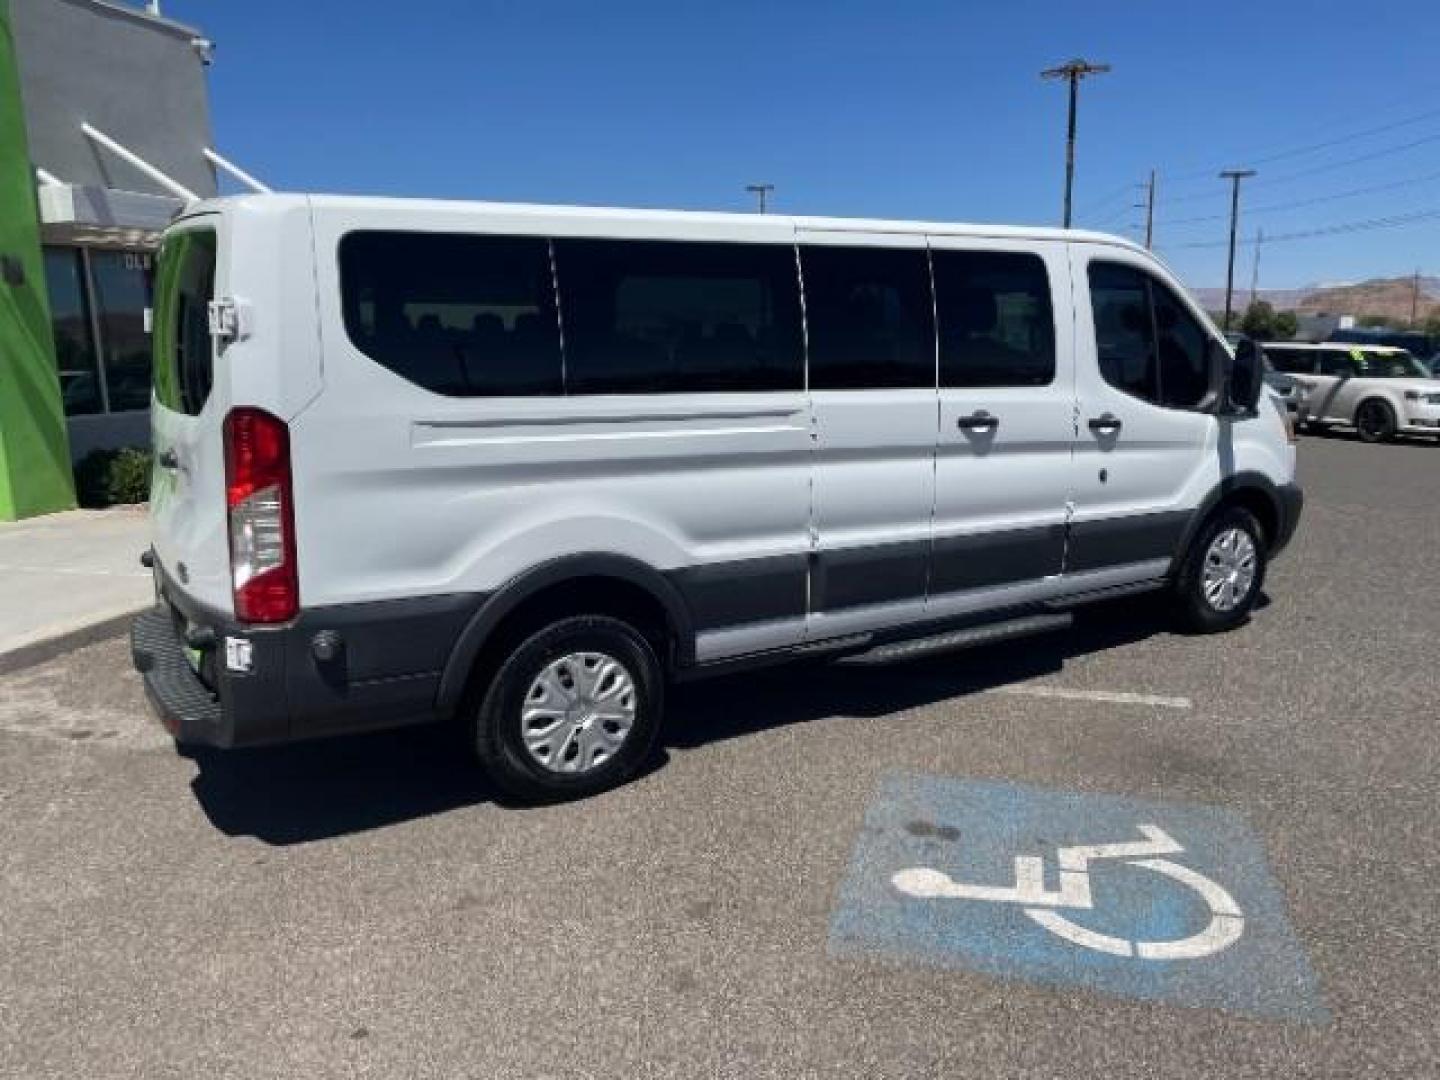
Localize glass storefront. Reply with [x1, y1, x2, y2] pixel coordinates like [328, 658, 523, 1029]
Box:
[40, 245, 154, 416]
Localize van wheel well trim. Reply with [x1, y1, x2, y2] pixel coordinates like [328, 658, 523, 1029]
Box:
[435, 554, 694, 714]
[1169, 473, 1285, 572]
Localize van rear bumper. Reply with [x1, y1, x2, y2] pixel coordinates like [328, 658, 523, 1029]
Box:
[130, 565, 485, 748]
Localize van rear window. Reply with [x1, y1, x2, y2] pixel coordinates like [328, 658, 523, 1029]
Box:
[152, 229, 216, 416]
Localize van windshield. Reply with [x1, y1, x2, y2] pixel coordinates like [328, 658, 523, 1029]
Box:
[152, 229, 217, 416]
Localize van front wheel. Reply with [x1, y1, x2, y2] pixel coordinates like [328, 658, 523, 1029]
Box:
[1172, 506, 1267, 633]
[471, 615, 663, 801]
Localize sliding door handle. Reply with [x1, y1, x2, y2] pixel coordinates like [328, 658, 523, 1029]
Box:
[957, 411, 999, 432]
[1087, 415, 1123, 435]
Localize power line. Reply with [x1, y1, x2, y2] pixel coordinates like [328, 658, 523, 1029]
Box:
[1169, 205, 1440, 250]
[1163, 104, 1440, 186]
[1156, 165, 1440, 227]
[1160, 127, 1440, 206]
[1076, 179, 1137, 218]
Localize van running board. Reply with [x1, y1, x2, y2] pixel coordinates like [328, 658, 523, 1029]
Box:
[839, 612, 1073, 666]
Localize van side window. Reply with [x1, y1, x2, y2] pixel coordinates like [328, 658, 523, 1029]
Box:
[339, 232, 563, 397]
[1088, 262, 1158, 402]
[801, 246, 934, 390]
[1151, 282, 1211, 410]
[932, 250, 1055, 387]
[152, 229, 216, 417]
[553, 239, 803, 394]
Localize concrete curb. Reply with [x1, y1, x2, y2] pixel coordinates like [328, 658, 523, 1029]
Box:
[0, 610, 140, 677]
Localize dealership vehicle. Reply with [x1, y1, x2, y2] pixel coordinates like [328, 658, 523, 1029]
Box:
[1262, 342, 1440, 442]
[130, 195, 1301, 799]
[1260, 354, 1303, 415]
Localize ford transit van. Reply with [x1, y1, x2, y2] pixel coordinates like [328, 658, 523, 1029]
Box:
[131, 196, 1302, 800]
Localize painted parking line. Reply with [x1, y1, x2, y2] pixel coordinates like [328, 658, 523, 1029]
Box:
[988, 685, 1193, 709]
[829, 773, 1326, 1022]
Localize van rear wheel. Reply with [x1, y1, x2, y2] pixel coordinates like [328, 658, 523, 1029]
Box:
[1172, 506, 1267, 633]
[471, 615, 663, 801]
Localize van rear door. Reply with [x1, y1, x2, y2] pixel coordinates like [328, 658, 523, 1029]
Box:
[149, 217, 233, 613]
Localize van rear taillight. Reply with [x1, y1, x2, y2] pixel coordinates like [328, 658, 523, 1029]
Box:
[223, 408, 297, 623]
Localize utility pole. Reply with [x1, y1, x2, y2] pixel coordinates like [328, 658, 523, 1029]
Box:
[1220, 169, 1256, 332]
[1143, 169, 1157, 249]
[1412, 269, 1421, 327]
[1249, 228, 1263, 306]
[745, 183, 774, 214]
[1041, 59, 1111, 228]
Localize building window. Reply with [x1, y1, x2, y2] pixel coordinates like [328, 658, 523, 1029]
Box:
[89, 250, 155, 413]
[41, 247, 103, 416]
[41, 245, 156, 417]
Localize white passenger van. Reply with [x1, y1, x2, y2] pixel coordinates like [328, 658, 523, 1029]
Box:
[131, 195, 1302, 800]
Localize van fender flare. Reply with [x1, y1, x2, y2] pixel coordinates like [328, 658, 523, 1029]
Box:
[1168, 472, 1283, 574]
[435, 554, 695, 715]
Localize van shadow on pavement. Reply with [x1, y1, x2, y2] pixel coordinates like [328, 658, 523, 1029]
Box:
[184, 596, 1194, 845]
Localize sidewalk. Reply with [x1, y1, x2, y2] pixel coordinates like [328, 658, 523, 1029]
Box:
[0, 507, 152, 664]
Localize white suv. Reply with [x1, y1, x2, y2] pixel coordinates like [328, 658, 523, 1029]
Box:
[1263, 342, 1440, 442]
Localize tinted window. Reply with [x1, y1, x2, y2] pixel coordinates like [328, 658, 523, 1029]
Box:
[801, 246, 934, 389]
[90, 250, 154, 412]
[42, 247, 102, 416]
[1265, 347, 1314, 374]
[340, 232, 562, 397]
[933, 250, 1055, 387]
[153, 229, 216, 417]
[1152, 282, 1210, 410]
[554, 239, 803, 394]
[1316, 350, 1356, 377]
[1088, 262, 1158, 401]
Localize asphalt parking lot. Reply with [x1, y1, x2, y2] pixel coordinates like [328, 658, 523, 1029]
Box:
[2, 432, 1437, 1079]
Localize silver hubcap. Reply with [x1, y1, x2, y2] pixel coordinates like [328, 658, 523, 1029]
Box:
[1201, 528, 1258, 612]
[520, 652, 637, 774]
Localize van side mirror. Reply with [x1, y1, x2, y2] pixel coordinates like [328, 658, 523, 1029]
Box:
[1201, 337, 1263, 416]
[1229, 337, 1265, 414]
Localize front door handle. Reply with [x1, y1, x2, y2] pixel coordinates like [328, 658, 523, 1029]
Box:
[957, 411, 999, 432]
[157, 448, 179, 470]
[1087, 415, 1123, 435]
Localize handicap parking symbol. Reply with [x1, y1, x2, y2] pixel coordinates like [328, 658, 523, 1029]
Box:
[829, 774, 1326, 1021]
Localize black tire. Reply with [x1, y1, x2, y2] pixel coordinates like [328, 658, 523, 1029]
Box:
[1354, 398, 1397, 444]
[471, 615, 664, 802]
[1171, 505, 1267, 634]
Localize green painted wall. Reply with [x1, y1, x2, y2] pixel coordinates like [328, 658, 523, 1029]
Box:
[0, 0, 74, 520]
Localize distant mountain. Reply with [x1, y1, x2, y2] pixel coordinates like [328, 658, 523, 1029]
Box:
[1187, 287, 1310, 312]
[1294, 277, 1440, 322]
[1187, 276, 1440, 322]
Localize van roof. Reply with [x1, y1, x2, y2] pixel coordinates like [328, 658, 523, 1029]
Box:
[176, 192, 1148, 251]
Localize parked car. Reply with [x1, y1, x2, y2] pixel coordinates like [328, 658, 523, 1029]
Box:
[1262, 342, 1440, 442]
[1260, 352, 1303, 415]
[130, 195, 1300, 800]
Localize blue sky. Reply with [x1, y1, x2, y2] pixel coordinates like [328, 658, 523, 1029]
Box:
[165, 0, 1440, 290]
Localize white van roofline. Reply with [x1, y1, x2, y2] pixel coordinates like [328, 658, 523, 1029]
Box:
[174, 192, 1149, 252]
